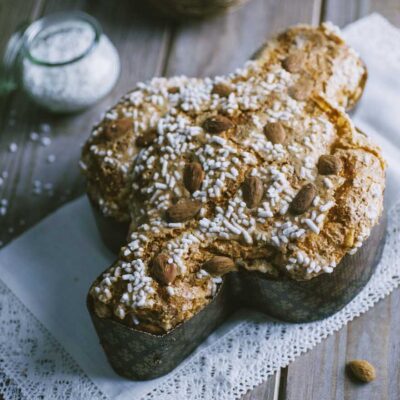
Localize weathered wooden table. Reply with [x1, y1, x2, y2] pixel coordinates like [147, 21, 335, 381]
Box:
[0, 0, 399, 398]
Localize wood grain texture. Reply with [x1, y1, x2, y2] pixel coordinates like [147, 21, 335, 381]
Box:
[323, 0, 363, 27]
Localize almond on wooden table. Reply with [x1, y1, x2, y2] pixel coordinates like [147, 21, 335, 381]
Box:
[151, 253, 178, 285]
[183, 162, 204, 193]
[166, 199, 202, 222]
[242, 176, 264, 208]
[203, 115, 234, 134]
[203, 256, 236, 275]
[347, 360, 376, 383]
[344, 228, 355, 247]
[290, 183, 317, 214]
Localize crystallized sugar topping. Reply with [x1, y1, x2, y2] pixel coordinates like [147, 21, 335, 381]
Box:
[22, 19, 120, 112]
[83, 23, 384, 332]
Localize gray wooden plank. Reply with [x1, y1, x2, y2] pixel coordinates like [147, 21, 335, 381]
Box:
[0, 3, 42, 400]
[242, 372, 280, 400]
[323, 0, 360, 27]
[386, 290, 400, 399]
[0, 0, 44, 55]
[284, 331, 348, 400]
[368, 0, 400, 26]
[344, 298, 392, 399]
[0, 0, 44, 118]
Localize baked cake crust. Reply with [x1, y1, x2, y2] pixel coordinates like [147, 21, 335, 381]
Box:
[81, 22, 367, 224]
[82, 23, 384, 334]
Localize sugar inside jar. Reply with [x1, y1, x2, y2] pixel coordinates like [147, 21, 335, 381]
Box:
[13, 12, 120, 112]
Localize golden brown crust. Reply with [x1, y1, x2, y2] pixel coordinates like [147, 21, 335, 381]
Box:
[83, 23, 384, 333]
[81, 22, 367, 222]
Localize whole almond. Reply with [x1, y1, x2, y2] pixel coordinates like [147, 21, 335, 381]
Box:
[263, 122, 286, 144]
[242, 176, 264, 208]
[203, 256, 235, 275]
[103, 118, 131, 140]
[282, 52, 305, 73]
[347, 360, 376, 383]
[166, 199, 202, 222]
[288, 77, 314, 101]
[94, 301, 112, 319]
[184, 162, 204, 193]
[212, 83, 233, 97]
[136, 129, 157, 147]
[317, 155, 342, 175]
[290, 183, 317, 215]
[203, 115, 234, 134]
[151, 253, 177, 285]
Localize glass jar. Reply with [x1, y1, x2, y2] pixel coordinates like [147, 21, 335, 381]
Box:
[1, 12, 120, 113]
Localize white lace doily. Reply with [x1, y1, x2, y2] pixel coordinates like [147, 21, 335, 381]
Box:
[0, 282, 106, 400]
[1, 13, 400, 400]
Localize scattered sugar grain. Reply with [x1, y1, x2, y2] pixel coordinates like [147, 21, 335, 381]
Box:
[41, 137, 52, 147]
[30, 132, 40, 141]
[47, 154, 56, 163]
[9, 143, 18, 153]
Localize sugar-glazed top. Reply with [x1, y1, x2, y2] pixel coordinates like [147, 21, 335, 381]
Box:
[82, 23, 384, 333]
